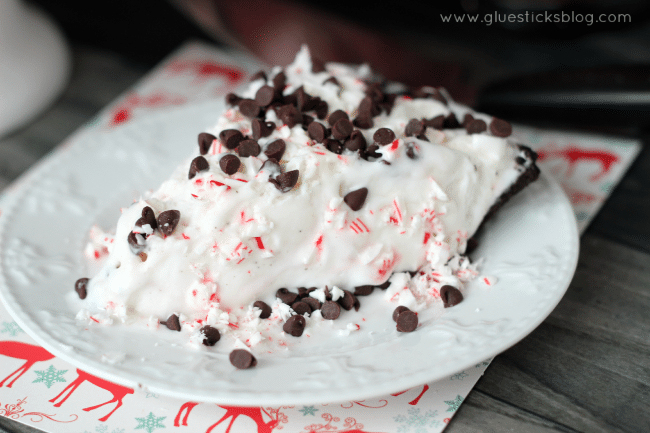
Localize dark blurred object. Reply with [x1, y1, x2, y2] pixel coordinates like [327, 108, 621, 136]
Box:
[27, 0, 213, 67]
[478, 65, 650, 130]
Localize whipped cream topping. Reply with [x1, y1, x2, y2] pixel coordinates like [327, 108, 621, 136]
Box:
[79, 47, 529, 349]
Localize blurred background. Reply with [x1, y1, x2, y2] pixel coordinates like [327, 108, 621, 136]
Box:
[6, 0, 650, 132]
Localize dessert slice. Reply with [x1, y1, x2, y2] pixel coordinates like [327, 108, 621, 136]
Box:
[76, 46, 538, 349]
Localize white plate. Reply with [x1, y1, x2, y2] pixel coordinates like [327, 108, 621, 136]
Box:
[0, 101, 579, 406]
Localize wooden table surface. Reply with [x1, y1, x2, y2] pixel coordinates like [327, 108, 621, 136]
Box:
[1, 42, 649, 433]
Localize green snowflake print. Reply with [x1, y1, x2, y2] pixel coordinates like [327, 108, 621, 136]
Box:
[135, 412, 166, 433]
[32, 365, 67, 388]
[450, 371, 468, 380]
[145, 392, 159, 398]
[475, 358, 492, 368]
[444, 395, 463, 412]
[394, 407, 440, 432]
[1, 321, 24, 336]
[299, 405, 318, 416]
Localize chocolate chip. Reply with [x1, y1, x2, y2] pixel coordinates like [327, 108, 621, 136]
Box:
[252, 119, 275, 140]
[354, 285, 374, 296]
[516, 156, 526, 165]
[200, 325, 221, 346]
[238, 99, 261, 118]
[365, 82, 384, 102]
[237, 139, 261, 157]
[314, 98, 329, 119]
[303, 297, 321, 311]
[165, 314, 181, 331]
[198, 132, 216, 155]
[462, 113, 475, 127]
[291, 301, 312, 316]
[337, 290, 359, 311]
[254, 85, 275, 107]
[127, 232, 146, 254]
[219, 129, 244, 150]
[376, 280, 391, 290]
[292, 86, 311, 112]
[272, 71, 286, 91]
[406, 142, 418, 159]
[344, 130, 366, 152]
[373, 128, 395, 145]
[225, 93, 242, 106]
[321, 301, 341, 320]
[443, 113, 460, 129]
[276, 288, 298, 305]
[311, 57, 326, 73]
[440, 285, 463, 307]
[75, 278, 89, 299]
[283, 314, 306, 337]
[323, 286, 332, 301]
[307, 122, 328, 143]
[264, 139, 286, 161]
[138, 252, 148, 262]
[490, 118, 513, 137]
[323, 76, 340, 86]
[136, 206, 158, 234]
[392, 305, 410, 322]
[424, 115, 445, 130]
[358, 95, 381, 118]
[302, 114, 314, 128]
[396, 310, 418, 332]
[364, 144, 381, 159]
[332, 119, 353, 140]
[344, 187, 368, 211]
[219, 154, 241, 175]
[277, 104, 302, 128]
[353, 115, 373, 129]
[230, 349, 257, 369]
[405, 119, 426, 137]
[466, 119, 487, 134]
[327, 110, 349, 126]
[274, 170, 299, 192]
[379, 94, 397, 115]
[324, 138, 343, 154]
[253, 300, 272, 319]
[157, 210, 181, 236]
[188, 156, 209, 179]
[417, 88, 443, 104]
[249, 70, 267, 82]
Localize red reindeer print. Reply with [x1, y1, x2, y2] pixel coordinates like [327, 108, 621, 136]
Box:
[391, 384, 430, 406]
[536, 144, 619, 181]
[49, 368, 133, 421]
[0, 341, 55, 388]
[174, 402, 286, 433]
[302, 413, 386, 433]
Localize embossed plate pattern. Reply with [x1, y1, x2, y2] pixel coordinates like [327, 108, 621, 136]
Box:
[0, 101, 579, 405]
